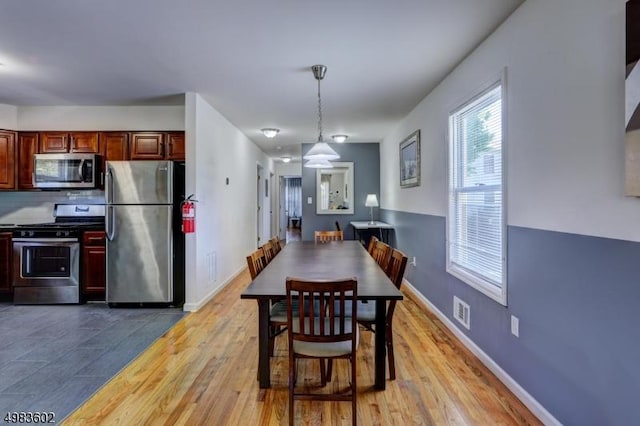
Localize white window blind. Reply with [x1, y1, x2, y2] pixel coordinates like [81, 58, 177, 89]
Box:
[448, 81, 506, 304]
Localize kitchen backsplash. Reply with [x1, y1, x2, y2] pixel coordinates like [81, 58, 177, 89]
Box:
[0, 190, 105, 224]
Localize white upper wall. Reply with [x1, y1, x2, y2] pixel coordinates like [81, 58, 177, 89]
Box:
[0, 104, 17, 129]
[183, 93, 272, 311]
[381, 0, 636, 242]
[275, 161, 302, 177]
[17, 106, 184, 130]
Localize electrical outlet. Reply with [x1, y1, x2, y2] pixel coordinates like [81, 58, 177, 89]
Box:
[511, 315, 519, 337]
[411, 256, 417, 266]
[307, 196, 313, 204]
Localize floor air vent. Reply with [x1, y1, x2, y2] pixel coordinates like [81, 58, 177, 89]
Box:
[453, 296, 470, 330]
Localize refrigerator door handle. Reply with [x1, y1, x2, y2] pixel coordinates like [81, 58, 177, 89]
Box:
[105, 166, 114, 204]
[106, 205, 116, 241]
[155, 163, 172, 202]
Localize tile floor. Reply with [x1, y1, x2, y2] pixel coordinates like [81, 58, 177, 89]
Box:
[0, 302, 185, 421]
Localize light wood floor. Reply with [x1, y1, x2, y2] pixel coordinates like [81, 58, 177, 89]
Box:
[63, 269, 541, 425]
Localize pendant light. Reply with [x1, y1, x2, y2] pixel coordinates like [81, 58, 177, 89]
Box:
[303, 64, 340, 167]
[303, 158, 334, 168]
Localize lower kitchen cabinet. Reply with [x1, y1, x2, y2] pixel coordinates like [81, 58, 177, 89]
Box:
[0, 232, 12, 300]
[82, 231, 106, 301]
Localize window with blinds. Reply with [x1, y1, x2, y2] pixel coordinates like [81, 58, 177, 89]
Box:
[447, 79, 506, 305]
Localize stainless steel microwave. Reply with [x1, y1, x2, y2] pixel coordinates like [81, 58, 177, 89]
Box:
[33, 153, 100, 189]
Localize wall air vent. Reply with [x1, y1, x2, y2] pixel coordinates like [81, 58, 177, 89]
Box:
[453, 296, 470, 330]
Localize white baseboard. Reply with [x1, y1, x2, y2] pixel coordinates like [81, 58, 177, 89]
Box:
[182, 265, 246, 312]
[402, 279, 561, 426]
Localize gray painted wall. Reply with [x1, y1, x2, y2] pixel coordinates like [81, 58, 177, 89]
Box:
[381, 208, 640, 425]
[301, 143, 379, 241]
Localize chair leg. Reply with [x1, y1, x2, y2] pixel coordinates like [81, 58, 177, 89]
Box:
[326, 359, 333, 382]
[351, 356, 357, 425]
[320, 359, 327, 387]
[289, 358, 295, 426]
[387, 326, 396, 380]
[268, 325, 276, 356]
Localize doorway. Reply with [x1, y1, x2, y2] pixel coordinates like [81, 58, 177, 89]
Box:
[256, 164, 263, 248]
[281, 176, 302, 243]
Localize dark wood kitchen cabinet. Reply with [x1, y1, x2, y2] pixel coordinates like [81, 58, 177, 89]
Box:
[101, 132, 129, 162]
[130, 132, 164, 160]
[82, 231, 106, 301]
[166, 132, 185, 160]
[0, 131, 17, 190]
[40, 131, 100, 154]
[18, 132, 38, 190]
[0, 232, 12, 298]
[130, 132, 185, 161]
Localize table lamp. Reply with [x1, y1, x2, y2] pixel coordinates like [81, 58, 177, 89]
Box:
[365, 194, 379, 225]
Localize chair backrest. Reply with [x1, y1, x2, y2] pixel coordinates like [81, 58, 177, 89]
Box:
[286, 277, 358, 346]
[270, 236, 282, 254]
[384, 249, 408, 322]
[262, 240, 275, 263]
[314, 230, 344, 243]
[246, 249, 266, 279]
[372, 240, 392, 270]
[367, 236, 379, 255]
[385, 249, 408, 289]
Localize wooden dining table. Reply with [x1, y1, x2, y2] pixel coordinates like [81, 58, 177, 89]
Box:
[240, 240, 403, 390]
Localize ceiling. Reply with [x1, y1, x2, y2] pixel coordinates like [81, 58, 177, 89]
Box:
[0, 0, 523, 161]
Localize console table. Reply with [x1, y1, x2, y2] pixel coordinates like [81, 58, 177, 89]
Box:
[350, 221, 394, 244]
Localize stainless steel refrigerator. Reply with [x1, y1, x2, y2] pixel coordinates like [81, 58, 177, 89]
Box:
[105, 160, 185, 306]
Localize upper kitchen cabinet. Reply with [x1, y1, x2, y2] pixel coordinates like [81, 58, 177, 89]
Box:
[166, 132, 185, 160]
[101, 132, 129, 162]
[40, 131, 100, 154]
[130, 132, 185, 161]
[0, 131, 17, 190]
[130, 132, 164, 160]
[18, 132, 38, 190]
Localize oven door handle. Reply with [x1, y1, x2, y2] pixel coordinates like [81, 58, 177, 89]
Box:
[106, 205, 116, 241]
[13, 238, 79, 243]
[24, 247, 31, 275]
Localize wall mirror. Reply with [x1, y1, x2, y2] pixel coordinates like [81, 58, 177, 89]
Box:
[316, 162, 354, 215]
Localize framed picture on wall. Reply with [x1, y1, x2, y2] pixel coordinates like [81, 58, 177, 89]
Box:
[399, 130, 420, 188]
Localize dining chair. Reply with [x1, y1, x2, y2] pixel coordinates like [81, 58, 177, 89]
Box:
[271, 236, 282, 254]
[357, 248, 408, 380]
[247, 247, 287, 359]
[371, 240, 392, 270]
[314, 230, 344, 243]
[335, 220, 341, 231]
[262, 240, 275, 263]
[285, 276, 358, 426]
[246, 249, 266, 280]
[366, 235, 379, 256]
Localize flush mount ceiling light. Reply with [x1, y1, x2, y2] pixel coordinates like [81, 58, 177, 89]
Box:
[261, 128, 280, 138]
[303, 64, 340, 168]
[332, 134, 348, 143]
[281, 156, 291, 163]
[303, 158, 333, 168]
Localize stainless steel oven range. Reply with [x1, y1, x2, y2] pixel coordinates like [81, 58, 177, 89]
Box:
[12, 228, 81, 304]
[12, 204, 105, 304]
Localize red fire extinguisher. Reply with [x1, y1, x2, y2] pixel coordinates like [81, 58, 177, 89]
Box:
[181, 194, 197, 234]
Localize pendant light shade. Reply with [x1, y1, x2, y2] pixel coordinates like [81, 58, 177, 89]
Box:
[304, 158, 334, 168]
[302, 142, 340, 161]
[303, 64, 340, 167]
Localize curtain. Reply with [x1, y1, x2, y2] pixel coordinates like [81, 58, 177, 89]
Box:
[285, 177, 302, 218]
